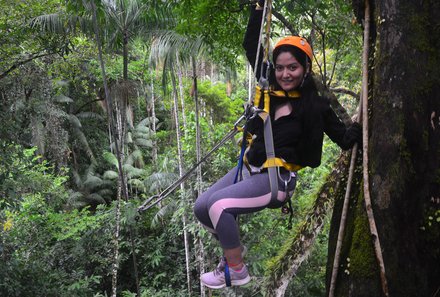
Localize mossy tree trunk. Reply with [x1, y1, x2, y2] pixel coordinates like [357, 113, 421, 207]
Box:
[326, 1, 440, 296]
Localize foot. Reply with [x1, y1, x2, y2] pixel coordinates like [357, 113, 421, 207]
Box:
[200, 262, 251, 289]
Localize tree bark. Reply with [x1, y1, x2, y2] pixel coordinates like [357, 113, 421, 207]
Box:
[150, 75, 158, 169]
[170, 68, 192, 294]
[192, 56, 206, 297]
[326, 1, 440, 296]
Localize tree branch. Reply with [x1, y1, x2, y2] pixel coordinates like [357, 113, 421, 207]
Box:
[272, 9, 298, 35]
[0, 52, 52, 81]
[330, 87, 360, 100]
[74, 98, 105, 114]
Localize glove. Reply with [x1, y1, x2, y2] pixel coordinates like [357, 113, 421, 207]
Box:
[344, 122, 362, 147]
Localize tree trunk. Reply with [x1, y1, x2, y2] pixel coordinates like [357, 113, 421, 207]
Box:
[111, 183, 122, 297]
[150, 75, 158, 168]
[192, 56, 206, 297]
[326, 1, 440, 296]
[171, 68, 192, 295]
[176, 53, 187, 133]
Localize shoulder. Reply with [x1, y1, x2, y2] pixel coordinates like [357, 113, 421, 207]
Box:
[304, 91, 330, 111]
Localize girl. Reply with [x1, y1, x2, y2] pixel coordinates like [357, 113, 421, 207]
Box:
[194, 0, 361, 289]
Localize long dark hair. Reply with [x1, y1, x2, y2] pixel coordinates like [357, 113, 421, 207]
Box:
[271, 44, 322, 137]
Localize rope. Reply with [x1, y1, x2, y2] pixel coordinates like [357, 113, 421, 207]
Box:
[249, 0, 273, 106]
[328, 1, 389, 296]
[328, 106, 362, 297]
[361, 1, 389, 296]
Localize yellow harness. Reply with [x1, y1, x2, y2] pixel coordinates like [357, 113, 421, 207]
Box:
[246, 86, 304, 173]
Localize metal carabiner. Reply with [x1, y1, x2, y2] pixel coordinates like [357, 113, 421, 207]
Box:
[277, 167, 292, 193]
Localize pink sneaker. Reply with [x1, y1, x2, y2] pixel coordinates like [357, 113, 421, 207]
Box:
[200, 261, 251, 289]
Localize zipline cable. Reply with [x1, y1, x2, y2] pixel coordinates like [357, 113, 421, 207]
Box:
[137, 126, 241, 213]
[138, 0, 274, 214]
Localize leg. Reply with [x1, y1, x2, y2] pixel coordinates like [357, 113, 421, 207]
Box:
[208, 170, 295, 249]
[200, 170, 296, 288]
[224, 246, 244, 270]
[193, 167, 238, 233]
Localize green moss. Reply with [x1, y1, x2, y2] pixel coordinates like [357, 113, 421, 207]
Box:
[436, 167, 440, 184]
[407, 11, 439, 97]
[347, 195, 378, 278]
[408, 14, 431, 53]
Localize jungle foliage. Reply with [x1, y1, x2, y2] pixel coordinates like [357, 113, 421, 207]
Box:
[1, 0, 363, 296]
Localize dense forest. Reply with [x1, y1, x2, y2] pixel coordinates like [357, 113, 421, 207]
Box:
[1, 0, 438, 297]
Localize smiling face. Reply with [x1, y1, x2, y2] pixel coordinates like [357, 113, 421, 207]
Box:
[274, 51, 306, 92]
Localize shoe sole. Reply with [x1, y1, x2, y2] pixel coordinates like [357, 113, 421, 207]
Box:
[201, 275, 251, 289]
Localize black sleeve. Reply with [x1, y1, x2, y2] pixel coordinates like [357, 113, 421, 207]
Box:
[321, 99, 353, 150]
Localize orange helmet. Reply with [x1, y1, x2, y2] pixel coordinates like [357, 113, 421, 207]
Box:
[274, 36, 313, 62]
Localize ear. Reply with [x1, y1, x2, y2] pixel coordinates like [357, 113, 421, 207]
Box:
[305, 60, 311, 75]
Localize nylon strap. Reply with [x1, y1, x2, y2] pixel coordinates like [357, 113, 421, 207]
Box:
[224, 260, 232, 287]
[263, 157, 303, 172]
[258, 88, 279, 201]
[262, 112, 279, 200]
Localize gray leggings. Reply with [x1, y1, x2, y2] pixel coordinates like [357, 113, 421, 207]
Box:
[193, 166, 297, 249]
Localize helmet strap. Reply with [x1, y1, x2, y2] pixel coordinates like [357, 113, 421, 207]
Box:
[300, 73, 307, 89]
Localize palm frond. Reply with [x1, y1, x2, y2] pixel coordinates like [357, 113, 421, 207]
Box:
[69, 114, 97, 164]
[97, 188, 114, 200]
[86, 193, 107, 204]
[71, 170, 82, 188]
[144, 171, 178, 194]
[103, 151, 119, 168]
[136, 117, 155, 128]
[126, 149, 143, 165]
[54, 94, 74, 103]
[76, 111, 104, 121]
[150, 201, 176, 228]
[69, 114, 82, 129]
[127, 178, 145, 191]
[134, 138, 153, 148]
[123, 164, 145, 179]
[83, 174, 103, 189]
[149, 31, 206, 92]
[31, 13, 69, 34]
[67, 190, 86, 209]
[103, 170, 119, 180]
[126, 131, 133, 144]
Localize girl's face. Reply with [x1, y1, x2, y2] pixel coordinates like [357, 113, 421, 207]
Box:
[275, 52, 306, 92]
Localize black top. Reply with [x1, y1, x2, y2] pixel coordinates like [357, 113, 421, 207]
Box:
[243, 5, 354, 169]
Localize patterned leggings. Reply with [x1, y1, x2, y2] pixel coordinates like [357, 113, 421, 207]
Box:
[193, 166, 297, 249]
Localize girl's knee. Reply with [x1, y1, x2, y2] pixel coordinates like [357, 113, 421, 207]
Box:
[193, 198, 204, 220]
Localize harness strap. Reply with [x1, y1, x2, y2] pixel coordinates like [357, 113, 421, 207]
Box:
[263, 157, 303, 172]
[253, 86, 301, 109]
[261, 111, 279, 200]
[224, 259, 232, 287]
